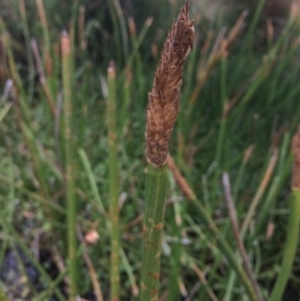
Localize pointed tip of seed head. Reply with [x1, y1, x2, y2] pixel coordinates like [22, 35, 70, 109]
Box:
[61, 31, 70, 54]
[107, 60, 116, 79]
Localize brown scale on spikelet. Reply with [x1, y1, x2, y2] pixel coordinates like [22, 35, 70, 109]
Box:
[146, 0, 195, 167]
[292, 125, 300, 189]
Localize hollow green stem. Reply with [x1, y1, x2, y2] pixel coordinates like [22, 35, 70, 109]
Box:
[61, 32, 78, 300]
[107, 63, 120, 301]
[141, 164, 168, 301]
[269, 189, 300, 301]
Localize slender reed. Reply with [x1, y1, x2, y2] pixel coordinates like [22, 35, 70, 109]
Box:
[222, 173, 264, 301]
[31, 38, 56, 116]
[241, 150, 278, 236]
[18, 0, 35, 102]
[35, 0, 50, 63]
[61, 31, 78, 300]
[141, 2, 194, 301]
[107, 61, 120, 301]
[166, 155, 258, 301]
[269, 126, 300, 301]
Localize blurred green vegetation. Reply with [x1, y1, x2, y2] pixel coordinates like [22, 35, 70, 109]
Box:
[0, 0, 300, 300]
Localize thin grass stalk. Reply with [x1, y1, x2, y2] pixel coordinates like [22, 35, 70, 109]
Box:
[215, 56, 227, 164]
[191, 196, 259, 300]
[185, 255, 219, 301]
[106, 61, 120, 301]
[4, 31, 31, 125]
[224, 149, 277, 300]
[240, 150, 278, 236]
[111, 0, 129, 60]
[269, 126, 300, 301]
[3, 26, 53, 211]
[119, 67, 132, 139]
[70, 0, 79, 54]
[31, 38, 56, 117]
[0, 102, 12, 122]
[18, 0, 35, 102]
[121, 16, 153, 82]
[233, 145, 255, 199]
[255, 158, 292, 237]
[61, 31, 78, 300]
[120, 249, 139, 297]
[166, 155, 258, 301]
[141, 2, 194, 300]
[107, 0, 122, 65]
[238, 0, 266, 55]
[127, 17, 143, 98]
[78, 148, 105, 212]
[167, 181, 183, 301]
[20, 121, 50, 201]
[35, 0, 50, 63]
[189, 10, 247, 106]
[223, 173, 264, 301]
[35, 0, 58, 100]
[211, 56, 227, 207]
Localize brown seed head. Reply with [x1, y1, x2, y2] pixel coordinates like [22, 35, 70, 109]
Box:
[146, 0, 195, 167]
[292, 125, 300, 189]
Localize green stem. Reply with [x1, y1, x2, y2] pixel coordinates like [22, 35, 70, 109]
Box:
[61, 32, 78, 300]
[107, 63, 120, 301]
[269, 189, 300, 301]
[141, 164, 168, 301]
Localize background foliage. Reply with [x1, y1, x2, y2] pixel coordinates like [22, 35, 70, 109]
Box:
[0, 0, 300, 300]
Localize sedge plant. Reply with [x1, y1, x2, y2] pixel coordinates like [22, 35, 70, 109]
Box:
[141, 2, 194, 300]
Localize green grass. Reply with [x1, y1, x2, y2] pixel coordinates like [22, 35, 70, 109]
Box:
[0, 0, 300, 300]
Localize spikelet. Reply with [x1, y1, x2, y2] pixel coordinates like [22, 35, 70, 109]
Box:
[146, 0, 195, 167]
[292, 125, 300, 189]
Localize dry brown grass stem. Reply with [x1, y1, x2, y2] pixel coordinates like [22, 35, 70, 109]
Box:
[31, 38, 56, 116]
[51, 245, 70, 286]
[240, 149, 278, 236]
[146, 0, 194, 167]
[128, 16, 137, 37]
[243, 144, 255, 163]
[190, 263, 219, 301]
[167, 154, 196, 200]
[222, 173, 265, 301]
[292, 125, 300, 189]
